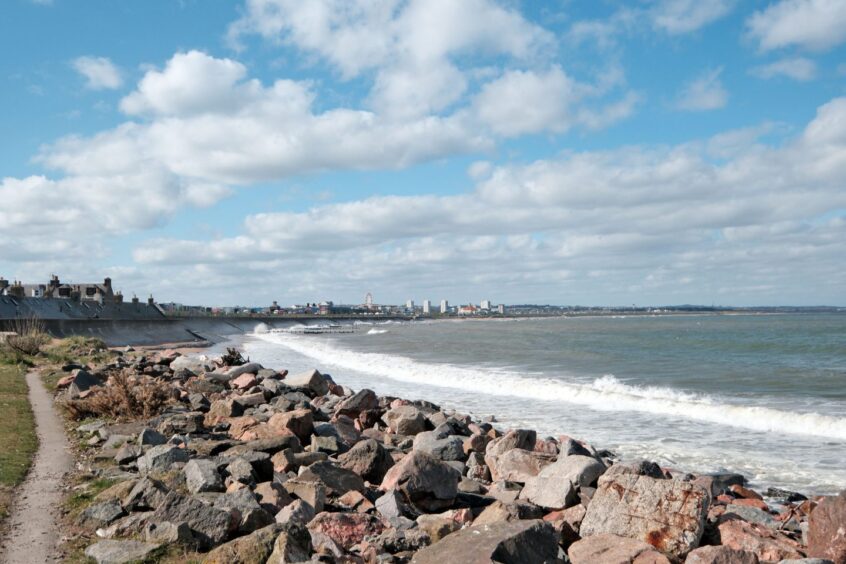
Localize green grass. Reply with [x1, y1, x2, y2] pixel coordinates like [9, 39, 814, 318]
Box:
[64, 478, 119, 516]
[41, 336, 113, 367]
[0, 365, 37, 520]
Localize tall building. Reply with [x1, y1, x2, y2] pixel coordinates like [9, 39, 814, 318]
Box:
[406, 299, 414, 309]
[481, 299, 491, 310]
[422, 300, 431, 314]
[365, 292, 373, 308]
[497, 304, 505, 314]
[440, 299, 449, 314]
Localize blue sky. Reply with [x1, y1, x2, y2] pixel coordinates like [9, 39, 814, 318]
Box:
[2, 0, 845, 306]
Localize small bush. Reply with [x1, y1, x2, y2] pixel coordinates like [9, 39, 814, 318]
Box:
[4, 315, 49, 356]
[61, 371, 175, 421]
[219, 347, 247, 367]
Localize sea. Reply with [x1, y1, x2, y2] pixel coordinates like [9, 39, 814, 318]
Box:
[229, 312, 846, 496]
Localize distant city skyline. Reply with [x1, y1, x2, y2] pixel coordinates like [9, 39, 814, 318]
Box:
[2, 1, 846, 306]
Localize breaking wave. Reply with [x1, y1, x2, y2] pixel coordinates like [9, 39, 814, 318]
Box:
[253, 332, 846, 441]
[367, 328, 389, 335]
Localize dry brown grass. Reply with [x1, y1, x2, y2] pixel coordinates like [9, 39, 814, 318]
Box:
[61, 371, 175, 421]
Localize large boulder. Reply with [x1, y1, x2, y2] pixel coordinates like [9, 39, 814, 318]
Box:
[383, 405, 428, 436]
[519, 454, 606, 509]
[213, 488, 274, 534]
[410, 519, 558, 564]
[307, 511, 386, 551]
[485, 448, 554, 483]
[580, 474, 710, 559]
[807, 490, 846, 563]
[285, 369, 329, 395]
[202, 523, 281, 564]
[567, 533, 670, 564]
[717, 518, 805, 562]
[170, 355, 213, 374]
[152, 492, 233, 550]
[338, 439, 395, 483]
[137, 445, 190, 475]
[473, 500, 544, 525]
[485, 429, 537, 457]
[67, 369, 102, 398]
[266, 522, 312, 563]
[184, 459, 224, 493]
[297, 460, 365, 497]
[335, 389, 378, 417]
[413, 431, 466, 462]
[84, 540, 161, 564]
[80, 499, 125, 528]
[267, 409, 314, 443]
[380, 451, 461, 512]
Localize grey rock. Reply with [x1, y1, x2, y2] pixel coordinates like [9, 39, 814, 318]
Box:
[267, 522, 313, 563]
[383, 405, 428, 435]
[151, 491, 232, 550]
[485, 429, 537, 458]
[137, 445, 190, 475]
[170, 355, 212, 374]
[380, 450, 461, 512]
[80, 499, 124, 527]
[474, 500, 545, 525]
[413, 432, 466, 462]
[184, 459, 224, 493]
[410, 519, 558, 564]
[122, 477, 169, 511]
[338, 439, 395, 484]
[275, 499, 316, 526]
[203, 523, 282, 563]
[282, 477, 326, 513]
[78, 420, 106, 434]
[214, 487, 275, 534]
[376, 489, 418, 520]
[298, 460, 365, 496]
[138, 428, 167, 446]
[724, 504, 779, 528]
[114, 444, 143, 465]
[225, 457, 257, 485]
[519, 454, 605, 510]
[84, 540, 160, 564]
[144, 521, 194, 546]
[67, 369, 101, 399]
[285, 369, 329, 395]
[335, 388, 378, 416]
[188, 392, 211, 412]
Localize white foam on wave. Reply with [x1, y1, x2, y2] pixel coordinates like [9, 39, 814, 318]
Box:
[253, 332, 846, 441]
[367, 328, 389, 335]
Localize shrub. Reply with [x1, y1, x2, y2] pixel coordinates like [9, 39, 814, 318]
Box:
[4, 315, 49, 357]
[61, 371, 175, 421]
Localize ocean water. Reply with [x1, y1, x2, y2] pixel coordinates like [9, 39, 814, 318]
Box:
[237, 313, 846, 496]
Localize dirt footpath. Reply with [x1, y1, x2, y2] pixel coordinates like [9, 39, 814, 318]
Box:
[0, 372, 72, 564]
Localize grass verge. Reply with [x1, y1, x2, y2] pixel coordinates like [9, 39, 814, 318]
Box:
[0, 365, 37, 522]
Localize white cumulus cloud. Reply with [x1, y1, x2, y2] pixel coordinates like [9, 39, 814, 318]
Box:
[747, 0, 846, 52]
[751, 57, 818, 81]
[72, 56, 123, 90]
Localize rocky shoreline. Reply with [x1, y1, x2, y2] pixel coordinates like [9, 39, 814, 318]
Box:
[55, 345, 845, 563]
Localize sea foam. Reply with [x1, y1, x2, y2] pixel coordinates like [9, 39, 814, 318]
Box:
[254, 332, 846, 441]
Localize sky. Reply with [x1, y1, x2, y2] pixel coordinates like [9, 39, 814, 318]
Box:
[1, 0, 846, 307]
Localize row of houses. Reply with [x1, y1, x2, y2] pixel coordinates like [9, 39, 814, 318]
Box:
[0, 275, 154, 306]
